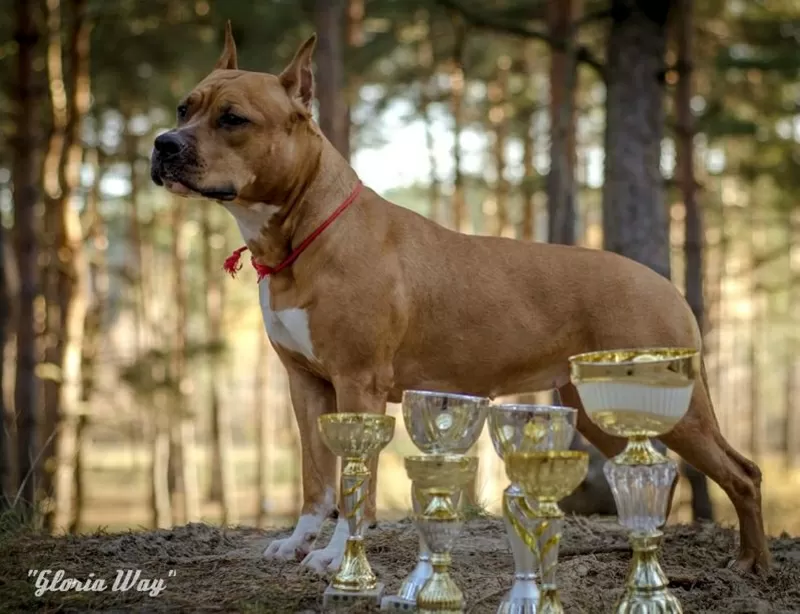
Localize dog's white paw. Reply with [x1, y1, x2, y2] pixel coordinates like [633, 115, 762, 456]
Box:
[300, 518, 349, 574]
[263, 534, 315, 562]
[264, 512, 327, 562]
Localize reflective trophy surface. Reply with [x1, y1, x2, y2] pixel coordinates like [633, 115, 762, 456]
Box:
[318, 413, 396, 608]
[504, 450, 588, 614]
[569, 348, 700, 614]
[381, 391, 490, 612]
[489, 404, 577, 614]
[405, 454, 478, 614]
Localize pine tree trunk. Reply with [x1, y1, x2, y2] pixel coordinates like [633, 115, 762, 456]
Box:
[13, 0, 43, 520]
[151, 409, 172, 528]
[255, 334, 272, 527]
[0, 195, 9, 510]
[203, 207, 237, 525]
[314, 0, 349, 159]
[786, 209, 800, 469]
[675, 0, 713, 520]
[450, 17, 467, 232]
[546, 0, 580, 246]
[748, 198, 761, 460]
[490, 56, 511, 237]
[602, 0, 673, 278]
[418, 29, 441, 225]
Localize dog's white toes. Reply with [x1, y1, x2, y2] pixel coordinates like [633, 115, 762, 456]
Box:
[263, 536, 312, 562]
[300, 547, 343, 574]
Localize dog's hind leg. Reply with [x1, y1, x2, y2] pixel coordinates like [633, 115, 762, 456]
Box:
[264, 364, 339, 565]
[660, 376, 770, 573]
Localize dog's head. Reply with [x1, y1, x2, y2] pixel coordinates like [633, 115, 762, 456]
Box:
[150, 22, 321, 205]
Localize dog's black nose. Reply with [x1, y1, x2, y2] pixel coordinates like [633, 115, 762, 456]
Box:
[154, 132, 183, 157]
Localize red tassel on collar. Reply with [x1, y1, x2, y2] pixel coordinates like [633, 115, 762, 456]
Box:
[223, 181, 363, 283]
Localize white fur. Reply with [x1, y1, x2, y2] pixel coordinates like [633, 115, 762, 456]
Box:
[263, 488, 335, 561]
[223, 202, 318, 362]
[259, 280, 317, 362]
[301, 517, 350, 574]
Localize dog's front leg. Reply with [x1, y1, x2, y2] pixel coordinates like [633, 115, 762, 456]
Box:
[299, 370, 391, 574]
[263, 365, 338, 563]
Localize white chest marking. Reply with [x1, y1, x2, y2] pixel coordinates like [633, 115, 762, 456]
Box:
[259, 279, 317, 362]
[221, 202, 280, 242]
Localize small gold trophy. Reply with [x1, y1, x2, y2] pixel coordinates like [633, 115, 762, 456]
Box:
[489, 404, 577, 614]
[504, 451, 588, 614]
[381, 391, 489, 612]
[405, 454, 478, 614]
[569, 347, 700, 614]
[318, 413, 396, 608]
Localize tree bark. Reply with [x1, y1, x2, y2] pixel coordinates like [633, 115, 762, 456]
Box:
[489, 55, 511, 237]
[546, 0, 580, 246]
[674, 0, 713, 521]
[0, 194, 9, 510]
[255, 334, 272, 527]
[602, 0, 673, 279]
[450, 16, 467, 232]
[786, 209, 800, 469]
[203, 206, 237, 525]
[12, 0, 43, 520]
[314, 0, 350, 159]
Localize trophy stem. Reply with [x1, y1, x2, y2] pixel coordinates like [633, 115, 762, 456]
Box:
[616, 435, 669, 466]
[604, 453, 683, 614]
[417, 493, 465, 614]
[498, 486, 540, 614]
[331, 457, 377, 592]
[532, 505, 564, 614]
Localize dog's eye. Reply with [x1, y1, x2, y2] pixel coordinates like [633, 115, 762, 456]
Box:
[177, 104, 188, 120]
[219, 112, 249, 127]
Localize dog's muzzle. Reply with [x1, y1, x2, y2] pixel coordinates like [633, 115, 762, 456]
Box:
[150, 131, 187, 187]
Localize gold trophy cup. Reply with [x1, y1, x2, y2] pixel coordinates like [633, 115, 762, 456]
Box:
[569, 347, 700, 614]
[405, 454, 478, 614]
[504, 451, 589, 614]
[318, 413, 396, 608]
[489, 404, 578, 614]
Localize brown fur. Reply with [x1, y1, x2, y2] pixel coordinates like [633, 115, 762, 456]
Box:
[150, 24, 769, 572]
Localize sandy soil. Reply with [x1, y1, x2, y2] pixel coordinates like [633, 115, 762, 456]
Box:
[1, 516, 798, 613]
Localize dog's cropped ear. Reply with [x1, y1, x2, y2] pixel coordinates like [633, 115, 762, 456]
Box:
[214, 21, 238, 71]
[279, 34, 317, 111]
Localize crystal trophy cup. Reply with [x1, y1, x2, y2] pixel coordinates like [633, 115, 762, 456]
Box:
[489, 404, 577, 614]
[381, 391, 490, 612]
[405, 454, 478, 614]
[504, 451, 589, 614]
[569, 348, 700, 614]
[318, 413, 396, 608]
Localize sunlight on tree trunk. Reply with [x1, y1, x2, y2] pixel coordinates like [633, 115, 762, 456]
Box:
[489, 55, 511, 237]
[255, 334, 272, 527]
[449, 16, 467, 233]
[786, 209, 800, 469]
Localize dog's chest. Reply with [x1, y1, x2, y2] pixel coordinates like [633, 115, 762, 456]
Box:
[258, 280, 316, 362]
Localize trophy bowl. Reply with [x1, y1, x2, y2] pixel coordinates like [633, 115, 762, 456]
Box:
[489, 405, 577, 614]
[318, 413, 396, 458]
[404, 453, 479, 491]
[568, 348, 699, 439]
[489, 404, 577, 459]
[402, 390, 490, 454]
[505, 451, 589, 506]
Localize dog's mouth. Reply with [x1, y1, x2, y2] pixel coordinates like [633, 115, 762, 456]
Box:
[152, 171, 237, 202]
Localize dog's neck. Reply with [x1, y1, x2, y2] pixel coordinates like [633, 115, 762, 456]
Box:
[221, 131, 359, 270]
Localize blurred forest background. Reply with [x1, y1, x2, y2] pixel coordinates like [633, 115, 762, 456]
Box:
[1, 0, 798, 538]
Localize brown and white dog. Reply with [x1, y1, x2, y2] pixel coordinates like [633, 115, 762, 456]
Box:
[150, 24, 769, 573]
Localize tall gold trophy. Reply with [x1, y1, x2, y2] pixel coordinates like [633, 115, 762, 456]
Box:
[405, 454, 478, 614]
[503, 450, 588, 614]
[489, 404, 577, 614]
[569, 348, 700, 614]
[318, 413, 396, 609]
[381, 391, 489, 612]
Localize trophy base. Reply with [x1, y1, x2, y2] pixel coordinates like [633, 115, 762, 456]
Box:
[323, 583, 385, 610]
[614, 589, 683, 614]
[380, 595, 417, 612]
[496, 578, 540, 614]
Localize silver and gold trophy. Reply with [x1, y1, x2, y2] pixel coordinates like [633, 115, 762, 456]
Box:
[503, 450, 589, 614]
[569, 348, 700, 614]
[318, 413, 396, 608]
[381, 390, 490, 612]
[489, 404, 577, 614]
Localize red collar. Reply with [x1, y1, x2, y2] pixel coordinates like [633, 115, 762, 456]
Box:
[223, 181, 363, 282]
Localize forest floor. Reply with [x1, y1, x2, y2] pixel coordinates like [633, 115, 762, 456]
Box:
[1, 515, 799, 614]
